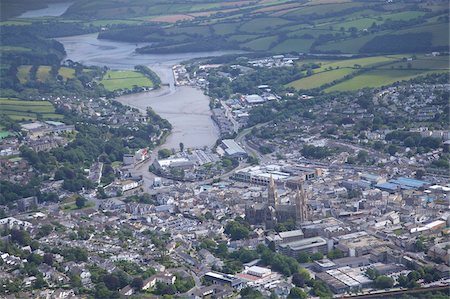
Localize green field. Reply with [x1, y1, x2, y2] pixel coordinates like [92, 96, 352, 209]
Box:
[37, 66, 51, 82]
[17, 65, 32, 83]
[58, 67, 76, 80]
[397, 22, 449, 47]
[242, 36, 278, 51]
[0, 98, 63, 121]
[239, 17, 292, 33]
[272, 38, 314, 53]
[316, 33, 383, 54]
[314, 55, 403, 72]
[288, 54, 449, 91]
[287, 68, 354, 89]
[324, 69, 447, 92]
[98, 70, 154, 91]
[17, 65, 76, 83]
[65, 0, 448, 55]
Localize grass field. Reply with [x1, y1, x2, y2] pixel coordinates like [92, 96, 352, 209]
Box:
[314, 55, 403, 72]
[17, 65, 31, 83]
[272, 38, 314, 53]
[0, 98, 63, 121]
[242, 36, 278, 51]
[37, 66, 51, 82]
[17, 65, 76, 83]
[324, 69, 447, 92]
[288, 54, 449, 91]
[58, 67, 76, 80]
[64, 0, 448, 55]
[397, 22, 449, 47]
[316, 33, 383, 54]
[287, 68, 354, 89]
[98, 70, 154, 91]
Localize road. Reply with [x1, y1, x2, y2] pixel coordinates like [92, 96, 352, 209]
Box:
[337, 285, 449, 298]
[235, 122, 271, 163]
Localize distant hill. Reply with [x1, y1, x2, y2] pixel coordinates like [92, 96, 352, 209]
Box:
[61, 0, 450, 55]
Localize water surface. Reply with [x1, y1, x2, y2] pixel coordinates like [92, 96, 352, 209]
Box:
[18, 2, 73, 18]
[57, 34, 235, 148]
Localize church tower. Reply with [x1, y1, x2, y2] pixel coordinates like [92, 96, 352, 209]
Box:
[295, 184, 309, 224]
[267, 175, 278, 208]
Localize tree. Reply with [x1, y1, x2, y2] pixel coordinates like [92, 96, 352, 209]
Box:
[131, 277, 143, 290]
[365, 268, 379, 280]
[240, 287, 264, 299]
[158, 148, 172, 159]
[33, 275, 47, 289]
[387, 144, 398, 156]
[70, 273, 82, 288]
[288, 287, 307, 299]
[397, 274, 408, 287]
[310, 280, 332, 298]
[103, 274, 120, 290]
[374, 275, 394, 289]
[327, 249, 344, 260]
[75, 196, 87, 209]
[43, 253, 54, 266]
[414, 237, 426, 252]
[297, 252, 310, 263]
[357, 150, 368, 163]
[310, 252, 323, 261]
[292, 273, 305, 287]
[415, 169, 425, 179]
[224, 221, 250, 240]
[10, 229, 32, 246]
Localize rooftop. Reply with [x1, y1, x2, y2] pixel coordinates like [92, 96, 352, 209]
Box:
[279, 236, 327, 251]
[222, 139, 246, 155]
[279, 229, 304, 239]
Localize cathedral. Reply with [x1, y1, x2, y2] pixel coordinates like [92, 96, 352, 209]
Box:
[245, 176, 309, 229]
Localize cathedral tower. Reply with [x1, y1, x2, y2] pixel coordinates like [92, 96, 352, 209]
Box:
[295, 184, 308, 224]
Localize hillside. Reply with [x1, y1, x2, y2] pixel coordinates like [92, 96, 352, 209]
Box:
[57, 0, 450, 55]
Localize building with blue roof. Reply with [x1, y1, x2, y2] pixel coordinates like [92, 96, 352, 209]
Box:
[394, 177, 430, 188]
[375, 177, 430, 193]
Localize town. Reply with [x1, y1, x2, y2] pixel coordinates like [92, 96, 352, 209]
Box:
[0, 59, 449, 298]
[0, 0, 449, 297]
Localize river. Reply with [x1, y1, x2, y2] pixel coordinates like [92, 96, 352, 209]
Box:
[58, 33, 241, 148]
[18, 2, 73, 18]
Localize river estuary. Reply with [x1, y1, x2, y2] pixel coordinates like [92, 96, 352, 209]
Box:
[57, 33, 241, 149]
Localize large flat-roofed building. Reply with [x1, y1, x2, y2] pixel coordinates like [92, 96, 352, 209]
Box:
[316, 266, 372, 294]
[278, 236, 329, 258]
[233, 165, 290, 185]
[266, 229, 304, 246]
[234, 164, 319, 187]
[153, 157, 195, 170]
[204, 272, 244, 289]
[334, 232, 386, 257]
[217, 139, 247, 159]
[246, 266, 271, 278]
[244, 94, 265, 105]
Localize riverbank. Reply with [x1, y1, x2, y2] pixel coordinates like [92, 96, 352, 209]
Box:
[115, 86, 219, 149]
[56, 33, 239, 149]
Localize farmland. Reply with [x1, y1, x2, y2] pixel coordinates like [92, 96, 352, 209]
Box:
[324, 69, 448, 92]
[98, 70, 154, 92]
[0, 98, 63, 121]
[287, 68, 354, 90]
[287, 54, 449, 92]
[17, 65, 76, 83]
[76, 0, 448, 55]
